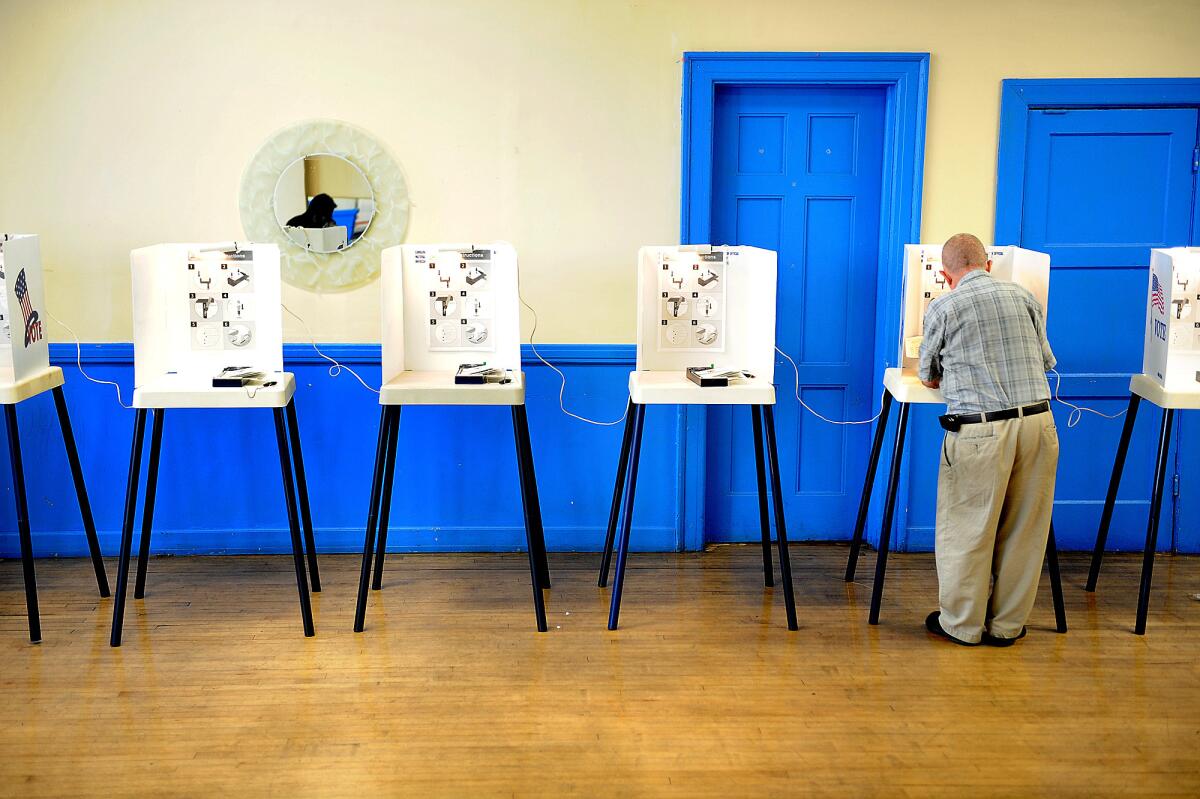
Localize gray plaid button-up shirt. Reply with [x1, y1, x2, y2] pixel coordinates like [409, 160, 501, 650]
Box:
[917, 270, 1055, 415]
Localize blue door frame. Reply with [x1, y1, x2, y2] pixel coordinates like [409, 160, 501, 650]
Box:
[680, 52, 929, 549]
[995, 77, 1200, 554]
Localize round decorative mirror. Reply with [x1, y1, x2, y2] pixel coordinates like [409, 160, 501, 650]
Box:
[274, 153, 375, 253]
[240, 119, 410, 292]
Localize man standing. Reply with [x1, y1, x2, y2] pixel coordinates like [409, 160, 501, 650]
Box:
[918, 233, 1059, 646]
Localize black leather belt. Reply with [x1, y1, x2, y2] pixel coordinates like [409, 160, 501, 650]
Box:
[939, 401, 1050, 432]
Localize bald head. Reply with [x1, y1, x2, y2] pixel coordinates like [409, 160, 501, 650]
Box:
[941, 233, 989, 275]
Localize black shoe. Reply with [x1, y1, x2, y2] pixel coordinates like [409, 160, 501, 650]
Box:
[925, 611, 979, 646]
[981, 627, 1027, 647]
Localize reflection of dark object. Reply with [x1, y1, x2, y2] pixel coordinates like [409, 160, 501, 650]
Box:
[227, 268, 249, 287]
[286, 193, 338, 228]
[698, 269, 719, 287]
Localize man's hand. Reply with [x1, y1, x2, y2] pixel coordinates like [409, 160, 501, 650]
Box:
[921, 378, 940, 389]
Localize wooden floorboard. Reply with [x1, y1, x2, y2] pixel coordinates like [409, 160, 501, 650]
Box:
[0, 545, 1197, 797]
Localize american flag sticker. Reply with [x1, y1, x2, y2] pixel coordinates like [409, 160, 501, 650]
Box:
[1151, 274, 1167, 315]
[13, 269, 42, 347]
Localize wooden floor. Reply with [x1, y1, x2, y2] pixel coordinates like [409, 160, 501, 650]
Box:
[0, 545, 1197, 797]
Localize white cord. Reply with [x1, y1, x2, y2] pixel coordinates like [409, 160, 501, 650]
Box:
[282, 303, 380, 395]
[44, 309, 132, 409]
[774, 345, 884, 425]
[516, 274, 628, 427]
[1050, 368, 1126, 428]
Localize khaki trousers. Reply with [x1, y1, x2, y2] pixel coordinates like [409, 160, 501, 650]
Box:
[935, 412, 1059, 643]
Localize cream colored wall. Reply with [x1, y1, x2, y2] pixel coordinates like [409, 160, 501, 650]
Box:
[1, 0, 1198, 344]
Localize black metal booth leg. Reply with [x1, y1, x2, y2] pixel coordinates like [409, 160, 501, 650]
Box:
[512, 405, 548, 632]
[110, 408, 148, 647]
[5, 405, 40, 642]
[354, 407, 393, 632]
[869, 402, 910, 625]
[1135, 408, 1174, 636]
[599, 398, 635, 587]
[371, 406, 400, 590]
[750, 404, 774, 587]
[51, 386, 109, 597]
[608, 404, 646, 631]
[847, 391, 893, 582]
[286, 399, 321, 593]
[1087, 392, 1141, 592]
[1046, 522, 1067, 634]
[762, 405, 799, 630]
[272, 407, 314, 638]
[514, 405, 551, 589]
[133, 409, 164, 600]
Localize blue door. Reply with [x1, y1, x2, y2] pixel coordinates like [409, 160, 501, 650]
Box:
[706, 86, 886, 540]
[1016, 107, 1199, 549]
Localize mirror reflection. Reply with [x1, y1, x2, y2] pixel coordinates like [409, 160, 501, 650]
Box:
[273, 153, 375, 253]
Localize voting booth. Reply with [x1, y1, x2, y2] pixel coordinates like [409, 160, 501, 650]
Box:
[284, 225, 348, 253]
[846, 243, 1066, 632]
[130, 242, 285, 404]
[1143, 247, 1200, 394]
[354, 242, 549, 634]
[110, 241, 318, 647]
[600, 244, 797, 632]
[895, 244, 1050, 384]
[380, 241, 522, 386]
[1088, 247, 1200, 635]
[633, 244, 777, 387]
[0, 234, 109, 642]
[0, 233, 50, 386]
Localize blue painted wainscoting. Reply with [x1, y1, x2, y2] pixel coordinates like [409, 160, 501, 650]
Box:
[1, 344, 1194, 557]
[0, 344, 683, 557]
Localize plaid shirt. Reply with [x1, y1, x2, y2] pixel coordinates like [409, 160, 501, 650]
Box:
[918, 270, 1055, 414]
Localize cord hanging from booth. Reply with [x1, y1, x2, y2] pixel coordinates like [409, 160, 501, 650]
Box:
[1049, 368, 1127, 428]
[45, 309, 132, 409]
[282, 304, 380, 395]
[775, 345, 884, 426]
[517, 272, 629, 427]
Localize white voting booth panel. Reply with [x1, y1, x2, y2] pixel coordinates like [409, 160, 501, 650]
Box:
[0, 234, 51, 385]
[636, 245, 776, 374]
[899, 244, 1050, 370]
[131, 243, 284, 403]
[1144, 248, 1200, 396]
[633, 245, 776, 405]
[380, 242, 522, 404]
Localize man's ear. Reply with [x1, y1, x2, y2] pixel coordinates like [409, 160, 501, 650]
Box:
[985, 259, 993, 273]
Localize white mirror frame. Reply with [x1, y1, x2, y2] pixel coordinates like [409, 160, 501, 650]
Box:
[239, 119, 410, 292]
